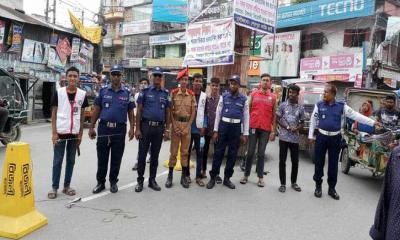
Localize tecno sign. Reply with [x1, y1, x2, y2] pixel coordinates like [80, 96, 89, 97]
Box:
[320, 0, 366, 16]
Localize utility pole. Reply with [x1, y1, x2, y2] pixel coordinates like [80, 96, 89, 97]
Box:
[53, 0, 56, 24]
[44, 0, 56, 24]
[45, 0, 49, 22]
[365, 13, 378, 89]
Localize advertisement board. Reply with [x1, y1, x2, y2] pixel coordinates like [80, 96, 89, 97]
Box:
[184, 18, 235, 67]
[153, 0, 187, 23]
[259, 31, 301, 77]
[122, 20, 151, 35]
[21, 39, 49, 64]
[0, 20, 5, 52]
[188, 0, 233, 22]
[150, 32, 186, 46]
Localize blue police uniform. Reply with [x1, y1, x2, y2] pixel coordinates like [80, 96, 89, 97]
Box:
[313, 101, 344, 190]
[94, 84, 135, 185]
[136, 85, 170, 183]
[210, 91, 249, 180]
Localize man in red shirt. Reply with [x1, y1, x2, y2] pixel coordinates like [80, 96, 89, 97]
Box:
[240, 73, 276, 187]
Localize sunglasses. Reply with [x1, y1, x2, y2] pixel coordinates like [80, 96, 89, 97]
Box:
[153, 74, 162, 78]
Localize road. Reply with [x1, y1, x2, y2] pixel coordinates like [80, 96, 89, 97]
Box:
[0, 123, 383, 240]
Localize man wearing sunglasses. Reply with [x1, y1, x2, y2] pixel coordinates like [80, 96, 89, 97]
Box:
[90, 65, 135, 194]
[135, 67, 171, 192]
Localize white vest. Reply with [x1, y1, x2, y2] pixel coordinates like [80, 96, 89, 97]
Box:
[196, 91, 207, 129]
[56, 87, 86, 135]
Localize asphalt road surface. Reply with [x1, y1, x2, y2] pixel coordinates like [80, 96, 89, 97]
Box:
[0, 123, 383, 240]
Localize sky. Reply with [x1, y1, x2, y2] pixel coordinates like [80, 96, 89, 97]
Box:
[24, 0, 101, 28]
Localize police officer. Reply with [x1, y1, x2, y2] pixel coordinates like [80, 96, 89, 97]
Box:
[206, 75, 249, 190]
[134, 67, 171, 192]
[166, 68, 196, 189]
[309, 84, 382, 200]
[89, 65, 135, 194]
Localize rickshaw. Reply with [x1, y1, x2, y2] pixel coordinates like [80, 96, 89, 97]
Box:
[340, 88, 399, 177]
[0, 68, 28, 145]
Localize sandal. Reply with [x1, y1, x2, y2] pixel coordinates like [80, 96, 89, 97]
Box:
[240, 176, 248, 184]
[196, 178, 205, 187]
[291, 183, 302, 192]
[48, 189, 57, 199]
[279, 185, 286, 193]
[257, 179, 265, 188]
[62, 187, 76, 196]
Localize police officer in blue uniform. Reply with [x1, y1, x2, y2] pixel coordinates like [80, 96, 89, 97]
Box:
[134, 67, 171, 193]
[89, 65, 135, 194]
[206, 75, 250, 190]
[309, 84, 381, 200]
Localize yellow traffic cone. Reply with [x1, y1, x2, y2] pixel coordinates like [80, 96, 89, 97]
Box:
[0, 142, 48, 239]
[164, 144, 194, 171]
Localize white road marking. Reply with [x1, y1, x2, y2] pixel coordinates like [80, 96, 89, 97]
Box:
[80, 170, 169, 203]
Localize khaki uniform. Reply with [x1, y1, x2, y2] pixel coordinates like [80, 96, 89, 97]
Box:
[169, 88, 196, 167]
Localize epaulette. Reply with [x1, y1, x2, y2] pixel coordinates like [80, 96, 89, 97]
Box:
[188, 89, 195, 95]
[171, 88, 179, 95]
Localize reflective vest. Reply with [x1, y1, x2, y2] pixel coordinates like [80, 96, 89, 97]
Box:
[250, 90, 276, 131]
[56, 87, 86, 135]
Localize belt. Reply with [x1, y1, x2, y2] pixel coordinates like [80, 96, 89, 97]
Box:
[99, 120, 126, 128]
[174, 114, 190, 122]
[142, 119, 164, 127]
[222, 117, 241, 124]
[318, 129, 341, 136]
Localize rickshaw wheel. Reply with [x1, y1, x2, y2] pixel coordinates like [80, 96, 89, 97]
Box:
[340, 147, 351, 174]
[1, 125, 21, 145]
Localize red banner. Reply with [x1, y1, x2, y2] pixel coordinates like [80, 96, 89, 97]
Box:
[0, 20, 5, 52]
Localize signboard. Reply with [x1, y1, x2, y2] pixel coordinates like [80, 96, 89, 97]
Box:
[233, 0, 277, 34]
[8, 24, 22, 53]
[277, 0, 375, 28]
[21, 39, 49, 64]
[386, 16, 400, 40]
[123, 0, 151, 7]
[70, 38, 80, 62]
[300, 53, 363, 82]
[56, 38, 71, 64]
[152, 0, 187, 23]
[188, 0, 233, 22]
[50, 33, 58, 46]
[248, 56, 261, 76]
[184, 18, 235, 67]
[260, 31, 301, 77]
[122, 58, 143, 68]
[379, 68, 400, 88]
[250, 35, 262, 55]
[150, 32, 186, 46]
[103, 38, 112, 47]
[0, 20, 5, 52]
[122, 20, 151, 35]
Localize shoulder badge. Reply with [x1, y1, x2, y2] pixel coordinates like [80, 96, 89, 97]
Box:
[188, 89, 195, 95]
[171, 88, 179, 95]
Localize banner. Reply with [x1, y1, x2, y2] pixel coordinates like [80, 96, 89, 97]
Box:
[188, 0, 233, 22]
[122, 20, 151, 35]
[277, 0, 375, 28]
[300, 53, 363, 82]
[184, 18, 235, 67]
[149, 32, 186, 46]
[233, 0, 277, 34]
[8, 24, 22, 53]
[70, 38, 80, 62]
[69, 10, 102, 44]
[56, 38, 71, 64]
[21, 39, 49, 64]
[259, 31, 301, 77]
[0, 20, 5, 52]
[152, 0, 187, 23]
[47, 47, 65, 72]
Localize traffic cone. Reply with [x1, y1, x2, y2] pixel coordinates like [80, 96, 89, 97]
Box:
[164, 144, 194, 171]
[0, 142, 48, 239]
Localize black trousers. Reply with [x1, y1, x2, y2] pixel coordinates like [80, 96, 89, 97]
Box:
[279, 140, 299, 186]
[137, 121, 164, 182]
[202, 135, 213, 172]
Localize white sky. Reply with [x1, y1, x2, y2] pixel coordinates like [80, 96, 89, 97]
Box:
[24, 0, 101, 28]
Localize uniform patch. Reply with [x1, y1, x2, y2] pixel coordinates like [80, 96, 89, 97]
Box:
[104, 95, 112, 99]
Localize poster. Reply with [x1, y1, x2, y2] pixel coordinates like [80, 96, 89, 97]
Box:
[47, 47, 65, 72]
[70, 38, 80, 62]
[56, 38, 71, 64]
[184, 18, 235, 67]
[21, 39, 49, 64]
[0, 20, 5, 52]
[152, 0, 187, 23]
[233, 0, 277, 34]
[188, 0, 233, 22]
[8, 24, 23, 53]
[50, 33, 59, 46]
[300, 53, 363, 82]
[259, 31, 301, 77]
[80, 42, 90, 58]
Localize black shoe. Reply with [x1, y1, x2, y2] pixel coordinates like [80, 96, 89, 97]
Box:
[206, 178, 216, 189]
[148, 179, 161, 191]
[110, 183, 118, 193]
[135, 181, 143, 192]
[132, 163, 138, 171]
[180, 175, 189, 188]
[314, 186, 322, 198]
[328, 188, 340, 200]
[223, 178, 236, 189]
[165, 175, 173, 188]
[92, 183, 105, 194]
[215, 175, 223, 184]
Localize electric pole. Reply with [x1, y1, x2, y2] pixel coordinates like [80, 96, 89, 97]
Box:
[44, 0, 57, 24]
[53, 0, 56, 24]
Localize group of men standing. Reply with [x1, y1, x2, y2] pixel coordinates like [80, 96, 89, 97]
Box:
[48, 65, 383, 202]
